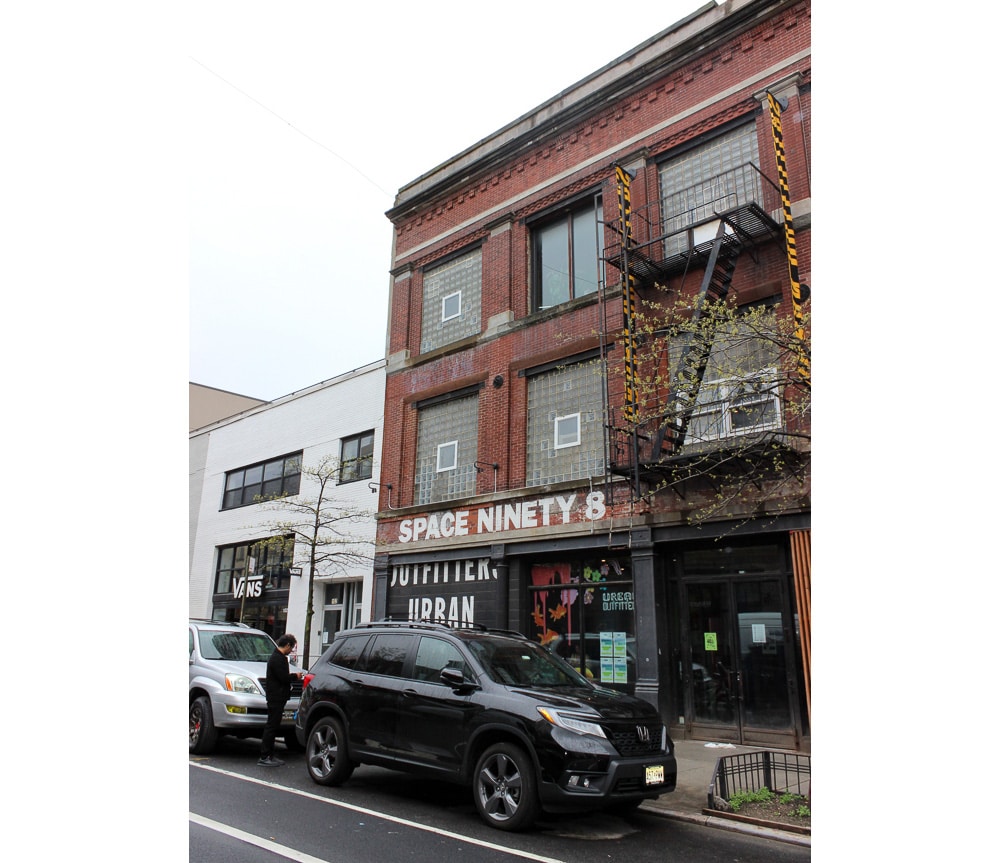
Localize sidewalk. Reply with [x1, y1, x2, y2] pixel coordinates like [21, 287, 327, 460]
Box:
[639, 738, 811, 847]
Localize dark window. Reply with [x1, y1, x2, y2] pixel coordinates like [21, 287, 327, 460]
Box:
[223, 452, 301, 509]
[340, 431, 374, 483]
[532, 195, 604, 311]
[413, 637, 468, 683]
[328, 634, 372, 670]
[360, 633, 411, 677]
[213, 536, 295, 595]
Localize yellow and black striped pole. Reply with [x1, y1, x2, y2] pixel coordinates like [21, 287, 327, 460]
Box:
[615, 165, 639, 423]
[767, 92, 811, 388]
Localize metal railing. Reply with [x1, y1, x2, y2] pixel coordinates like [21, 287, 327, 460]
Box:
[708, 750, 811, 809]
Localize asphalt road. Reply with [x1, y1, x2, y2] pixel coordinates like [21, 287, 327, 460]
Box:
[189, 737, 810, 863]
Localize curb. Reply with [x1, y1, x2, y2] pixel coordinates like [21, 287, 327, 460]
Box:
[640, 805, 811, 848]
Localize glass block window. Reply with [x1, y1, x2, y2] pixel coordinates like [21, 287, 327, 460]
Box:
[526, 360, 606, 487]
[659, 123, 761, 256]
[415, 394, 479, 505]
[420, 249, 482, 353]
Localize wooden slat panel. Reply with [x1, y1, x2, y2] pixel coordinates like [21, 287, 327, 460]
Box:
[790, 529, 811, 724]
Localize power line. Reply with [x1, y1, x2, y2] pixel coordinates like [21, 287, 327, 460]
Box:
[189, 56, 395, 200]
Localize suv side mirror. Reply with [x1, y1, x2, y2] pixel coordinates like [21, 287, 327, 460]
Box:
[440, 667, 478, 692]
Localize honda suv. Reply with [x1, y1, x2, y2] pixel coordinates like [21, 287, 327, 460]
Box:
[295, 620, 676, 831]
[189, 619, 304, 754]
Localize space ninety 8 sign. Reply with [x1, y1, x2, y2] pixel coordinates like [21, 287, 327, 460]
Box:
[396, 490, 607, 543]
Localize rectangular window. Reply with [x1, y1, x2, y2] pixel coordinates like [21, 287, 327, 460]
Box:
[222, 452, 301, 509]
[687, 369, 782, 443]
[214, 536, 294, 595]
[659, 123, 761, 256]
[671, 310, 782, 446]
[421, 248, 482, 353]
[437, 440, 458, 472]
[340, 430, 374, 483]
[553, 413, 581, 449]
[415, 393, 479, 505]
[441, 291, 461, 322]
[526, 359, 605, 487]
[532, 194, 604, 311]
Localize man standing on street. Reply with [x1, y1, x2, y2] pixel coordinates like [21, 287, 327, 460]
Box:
[258, 633, 298, 767]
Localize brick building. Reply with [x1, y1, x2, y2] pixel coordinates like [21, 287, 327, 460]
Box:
[374, 0, 811, 751]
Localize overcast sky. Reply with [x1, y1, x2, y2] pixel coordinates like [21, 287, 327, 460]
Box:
[188, 0, 705, 400]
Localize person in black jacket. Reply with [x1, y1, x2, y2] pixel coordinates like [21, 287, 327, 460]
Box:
[258, 633, 298, 767]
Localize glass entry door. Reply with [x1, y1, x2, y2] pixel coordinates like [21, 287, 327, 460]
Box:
[685, 577, 795, 746]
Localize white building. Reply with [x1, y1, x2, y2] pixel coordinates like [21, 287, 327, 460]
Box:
[189, 359, 386, 664]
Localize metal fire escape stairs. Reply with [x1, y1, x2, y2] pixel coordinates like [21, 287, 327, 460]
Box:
[605, 190, 786, 501]
[653, 218, 745, 457]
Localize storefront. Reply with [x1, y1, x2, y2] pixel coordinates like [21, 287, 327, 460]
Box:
[209, 537, 296, 641]
[663, 533, 810, 751]
[373, 492, 810, 751]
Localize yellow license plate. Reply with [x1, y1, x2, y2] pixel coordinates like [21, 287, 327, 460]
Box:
[645, 765, 665, 785]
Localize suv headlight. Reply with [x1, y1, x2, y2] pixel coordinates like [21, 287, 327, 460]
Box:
[537, 707, 606, 739]
[225, 674, 263, 695]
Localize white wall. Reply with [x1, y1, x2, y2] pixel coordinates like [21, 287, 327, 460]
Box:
[189, 360, 386, 651]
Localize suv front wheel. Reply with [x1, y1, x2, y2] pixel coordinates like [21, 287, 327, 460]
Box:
[306, 717, 354, 786]
[473, 743, 539, 832]
[190, 695, 218, 754]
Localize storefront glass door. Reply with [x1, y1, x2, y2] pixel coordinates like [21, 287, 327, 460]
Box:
[685, 577, 794, 745]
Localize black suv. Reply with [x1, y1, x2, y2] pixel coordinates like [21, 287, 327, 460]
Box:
[295, 620, 676, 831]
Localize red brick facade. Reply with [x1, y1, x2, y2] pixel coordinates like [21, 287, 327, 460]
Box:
[375, 0, 811, 749]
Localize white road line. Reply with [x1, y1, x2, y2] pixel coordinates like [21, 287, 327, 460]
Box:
[190, 761, 567, 863]
[190, 812, 332, 863]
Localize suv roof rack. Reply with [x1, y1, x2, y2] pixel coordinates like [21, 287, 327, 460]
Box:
[188, 618, 252, 628]
[354, 618, 528, 639]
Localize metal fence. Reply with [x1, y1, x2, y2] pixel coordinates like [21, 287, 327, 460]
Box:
[708, 751, 811, 809]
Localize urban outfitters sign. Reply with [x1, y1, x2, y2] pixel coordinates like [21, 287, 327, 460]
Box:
[387, 558, 499, 626]
[396, 490, 607, 543]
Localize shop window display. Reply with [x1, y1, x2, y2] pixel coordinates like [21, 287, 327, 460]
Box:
[528, 559, 636, 692]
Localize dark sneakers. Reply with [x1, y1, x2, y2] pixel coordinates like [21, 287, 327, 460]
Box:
[257, 755, 285, 767]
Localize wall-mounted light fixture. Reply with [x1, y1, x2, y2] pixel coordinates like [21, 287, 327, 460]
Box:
[474, 461, 500, 494]
[368, 481, 397, 510]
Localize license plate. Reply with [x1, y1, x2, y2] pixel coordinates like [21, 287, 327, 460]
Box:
[282, 709, 295, 721]
[645, 765, 665, 786]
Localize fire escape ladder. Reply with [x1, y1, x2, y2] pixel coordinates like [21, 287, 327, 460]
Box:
[653, 221, 743, 457]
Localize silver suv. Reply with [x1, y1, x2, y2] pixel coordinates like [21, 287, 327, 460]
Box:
[189, 619, 304, 754]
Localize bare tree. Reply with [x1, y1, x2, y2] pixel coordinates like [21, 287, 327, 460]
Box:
[254, 453, 375, 668]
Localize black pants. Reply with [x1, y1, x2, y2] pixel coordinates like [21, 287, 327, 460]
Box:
[260, 699, 287, 758]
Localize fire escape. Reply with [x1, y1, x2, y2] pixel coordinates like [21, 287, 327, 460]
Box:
[602, 160, 801, 502]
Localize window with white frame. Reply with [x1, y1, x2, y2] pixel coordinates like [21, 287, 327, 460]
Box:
[420, 248, 482, 353]
[531, 194, 604, 311]
[687, 369, 782, 443]
[553, 413, 581, 449]
[441, 291, 461, 322]
[526, 358, 605, 487]
[414, 392, 479, 505]
[437, 440, 458, 471]
[670, 309, 782, 446]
